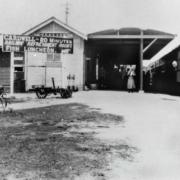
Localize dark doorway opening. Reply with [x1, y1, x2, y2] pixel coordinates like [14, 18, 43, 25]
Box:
[85, 39, 140, 91]
[14, 52, 25, 93]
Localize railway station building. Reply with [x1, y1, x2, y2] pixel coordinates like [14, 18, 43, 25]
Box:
[0, 17, 175, 94]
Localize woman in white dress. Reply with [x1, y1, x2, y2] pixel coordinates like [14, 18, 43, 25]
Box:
[127, 69, 136, 92]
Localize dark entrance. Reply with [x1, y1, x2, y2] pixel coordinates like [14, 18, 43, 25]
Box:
[13, 52, 25, 93]
[85, 28, 175, 91]
[0, 48, 10, 92]
[85, 39, 140, 90]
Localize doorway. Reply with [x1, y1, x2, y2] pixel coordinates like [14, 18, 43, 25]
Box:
[85, 39, 140, 91]
[13, 52, 25, 93]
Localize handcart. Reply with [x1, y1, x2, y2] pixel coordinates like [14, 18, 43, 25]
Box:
[32, 78, 72, 99]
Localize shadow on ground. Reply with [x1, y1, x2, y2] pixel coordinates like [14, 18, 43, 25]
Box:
[0, 103, 138, 180]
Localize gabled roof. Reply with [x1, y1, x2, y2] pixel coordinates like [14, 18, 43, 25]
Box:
[22, 16, 87, 40]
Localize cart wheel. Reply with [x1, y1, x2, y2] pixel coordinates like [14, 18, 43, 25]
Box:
[68, 89, 72, 97]
[61, 89, 72, 98]
[36, 88, 47, 99]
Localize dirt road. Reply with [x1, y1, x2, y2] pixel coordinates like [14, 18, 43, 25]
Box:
[0, 91, 180, 180]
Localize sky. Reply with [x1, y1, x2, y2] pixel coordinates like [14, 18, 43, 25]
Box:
[0, 0, 180, 35]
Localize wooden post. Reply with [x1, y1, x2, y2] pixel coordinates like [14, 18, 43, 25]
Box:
[24, 51, 28, 91]
[140, 30, 143, 91]
[96, 56, 99, 81]
[83, 49, 86, 90]
[10, 52, 14, 95]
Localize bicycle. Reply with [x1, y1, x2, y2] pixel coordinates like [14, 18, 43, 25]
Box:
[0, 86, 8, 111]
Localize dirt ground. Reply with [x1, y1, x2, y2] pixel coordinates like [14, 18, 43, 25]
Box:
[0, 101, 137, 180]
[1, 91, 179, 180]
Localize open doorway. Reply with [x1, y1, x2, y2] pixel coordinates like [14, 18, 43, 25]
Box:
[99, 63, 137, 90]
[85, 40, 140, 91]
[13, 52, 25, 93]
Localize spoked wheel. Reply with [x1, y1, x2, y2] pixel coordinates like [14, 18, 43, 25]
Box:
[60, 89, 72, 99]
[35, 88, 48, 99]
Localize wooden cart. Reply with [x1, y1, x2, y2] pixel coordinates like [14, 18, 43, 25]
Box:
[32, 78, 72, 99]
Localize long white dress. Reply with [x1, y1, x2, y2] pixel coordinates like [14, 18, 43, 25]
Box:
[127, 71, 136, 89]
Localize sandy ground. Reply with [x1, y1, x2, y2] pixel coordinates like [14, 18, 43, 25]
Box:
[1, 91, 180, 180]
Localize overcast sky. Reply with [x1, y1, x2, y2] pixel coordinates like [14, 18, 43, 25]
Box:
[0, 0, 180, 35]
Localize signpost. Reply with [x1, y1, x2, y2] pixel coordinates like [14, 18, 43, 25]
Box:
[3, 34, 73, 54]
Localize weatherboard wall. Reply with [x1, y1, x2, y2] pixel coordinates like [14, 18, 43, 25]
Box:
[0, 50, 10, 92]
[25, 22, 85, 91]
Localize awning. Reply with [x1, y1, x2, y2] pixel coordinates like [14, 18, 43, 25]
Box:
[147, 35, 180, 67]
[88, 28, 175, 59]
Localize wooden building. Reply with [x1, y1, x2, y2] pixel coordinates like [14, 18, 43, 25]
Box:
[0, 17, 87, 93]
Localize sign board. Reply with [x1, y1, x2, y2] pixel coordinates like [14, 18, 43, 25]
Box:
[34, 32, 73, 38]
[3, 34, 73, 54]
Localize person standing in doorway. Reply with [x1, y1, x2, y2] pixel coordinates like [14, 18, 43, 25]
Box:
[127, 67, 136, 92]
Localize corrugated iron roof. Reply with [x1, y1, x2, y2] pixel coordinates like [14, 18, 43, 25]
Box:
[88, 28, 174, 37]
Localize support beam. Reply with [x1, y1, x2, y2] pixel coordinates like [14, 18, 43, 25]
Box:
[95, 55, 99, 81]
[24, 51, 28, 91]
[83, 49, 86, 90]
[139, 31, 143, 91]
[88, 35, 174, 39]
[10, 52, 14, 95]
[143, 38, 158, 53]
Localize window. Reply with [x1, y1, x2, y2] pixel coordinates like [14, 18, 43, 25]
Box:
[14, 67, 23, 72]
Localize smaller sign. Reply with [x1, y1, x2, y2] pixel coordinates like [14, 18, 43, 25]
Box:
[34, 32, 73, 38]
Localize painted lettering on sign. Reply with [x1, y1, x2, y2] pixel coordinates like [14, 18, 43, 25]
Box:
[3, 34, 73, 54]
[34, 33, 73, 38]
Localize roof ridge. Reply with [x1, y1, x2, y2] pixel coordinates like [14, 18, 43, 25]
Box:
[22, 16, 87, 39]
